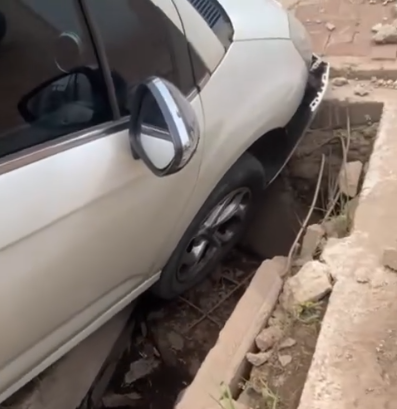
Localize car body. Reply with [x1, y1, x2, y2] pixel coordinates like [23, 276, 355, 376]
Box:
[0, 0, 329, 402]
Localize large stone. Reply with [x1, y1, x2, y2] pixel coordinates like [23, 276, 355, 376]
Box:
[279, 337, 297, 350]
[332, 77, 348, 87]
[281, 261, 332, 312]
[246, 350, 273, 367]
[339, 161, 363, 198]
[300, 224, 325, 258]
[372, 24, 397, 44]
[255, 326, 284, 351]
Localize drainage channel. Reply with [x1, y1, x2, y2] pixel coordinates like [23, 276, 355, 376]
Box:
[235, 100, 381, 409]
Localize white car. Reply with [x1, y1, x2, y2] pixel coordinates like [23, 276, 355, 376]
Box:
[0, 0, 329, 403]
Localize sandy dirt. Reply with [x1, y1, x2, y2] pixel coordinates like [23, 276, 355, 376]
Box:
[239, 300, 327, 409]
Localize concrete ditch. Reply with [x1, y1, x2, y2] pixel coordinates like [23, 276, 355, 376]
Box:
[177, 86, 396, 409]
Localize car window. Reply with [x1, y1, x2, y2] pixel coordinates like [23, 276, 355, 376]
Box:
[0, 0, 112, 160]
[85, 0, 208, 117]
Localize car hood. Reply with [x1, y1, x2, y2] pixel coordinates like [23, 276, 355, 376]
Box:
[217, 0, 291, 41]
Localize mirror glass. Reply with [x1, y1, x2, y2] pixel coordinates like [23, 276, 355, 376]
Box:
[22, 72, 96, 130]
[138, 91, 175, 170]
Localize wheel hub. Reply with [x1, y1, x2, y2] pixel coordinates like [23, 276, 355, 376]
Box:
[177, 187, 252, 282]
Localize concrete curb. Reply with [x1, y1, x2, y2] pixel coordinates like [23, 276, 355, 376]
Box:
[297, 91, 397, 408]
[327, 57, 397, 80]
[175, 258, 284, 409]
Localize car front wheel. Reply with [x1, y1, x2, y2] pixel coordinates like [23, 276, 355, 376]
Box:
[151, 152, 265, 300]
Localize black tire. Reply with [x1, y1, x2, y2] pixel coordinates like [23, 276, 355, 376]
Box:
[152, 153, 265, 300]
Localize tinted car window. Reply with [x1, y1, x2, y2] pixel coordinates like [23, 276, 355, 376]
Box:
[85, 0, 208, 117]
[0, 0, 112, 159]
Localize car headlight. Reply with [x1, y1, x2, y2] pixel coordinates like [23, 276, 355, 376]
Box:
[288, 12, 312, 68]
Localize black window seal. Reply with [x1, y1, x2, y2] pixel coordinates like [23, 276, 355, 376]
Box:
[78, 0, 121, 120]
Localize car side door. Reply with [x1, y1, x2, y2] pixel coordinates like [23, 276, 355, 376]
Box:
[0, 0, 206, 402]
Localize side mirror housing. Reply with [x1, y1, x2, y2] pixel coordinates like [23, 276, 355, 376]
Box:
[129, 77, 200, 177]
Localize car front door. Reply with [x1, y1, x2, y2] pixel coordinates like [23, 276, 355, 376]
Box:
[0, 0, 206, 402]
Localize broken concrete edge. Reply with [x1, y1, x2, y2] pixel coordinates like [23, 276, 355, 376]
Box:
[176, 257, 284, 409]
[312, 94, 383, 130]
[4, 306, 134, 409]
[327, 56, 397, 80]
[296, 97, 397, 408]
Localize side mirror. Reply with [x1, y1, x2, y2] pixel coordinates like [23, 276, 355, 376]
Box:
[17, 67, 108, 130]
[129, 77, 200, 177]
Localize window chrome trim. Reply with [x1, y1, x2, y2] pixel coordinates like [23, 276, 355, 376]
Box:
[0, 72, 210, 177]
[0, 120, 124, 176]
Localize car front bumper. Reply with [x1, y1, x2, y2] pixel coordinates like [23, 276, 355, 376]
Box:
[261, 54, 330, 186]
[283, 54, 330, 156]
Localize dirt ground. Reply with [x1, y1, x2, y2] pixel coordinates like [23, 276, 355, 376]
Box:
[237, 117, 375, 409]
[239, 300, 328, 409]
[99, 250, 261, 409]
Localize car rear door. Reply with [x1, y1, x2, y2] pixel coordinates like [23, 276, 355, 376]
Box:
[0, 0, 205, 402]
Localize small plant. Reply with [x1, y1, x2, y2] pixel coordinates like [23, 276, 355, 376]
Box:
[258, 378, 280, 409]
[218, 383, 236, 409]
[295, 301, 322, 324]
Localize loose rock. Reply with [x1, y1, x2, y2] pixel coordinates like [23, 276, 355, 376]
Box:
[300, 224, 325, 258]
[279, 337, 297, 350]
[383, 247, 397, 271]
[278, 354, 292, 367]
[322, 215, 349, 238]
[246, 350, 273, 366]
[339, 161, 363, 197]
[332, 77, 348, 87]
[372, 23, 383, 33]
[372, 24, 397, 43]
[353, 84, 370, 96]
[167, 330, 185, 351]
[255, 325, 284, 351]
[124, 357, 160, 384]
[281, 261, 332, 312]
[325, 22, 335, 31]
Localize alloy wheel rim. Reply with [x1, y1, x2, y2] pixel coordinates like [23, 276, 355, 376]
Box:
[176, 187, 252, 283]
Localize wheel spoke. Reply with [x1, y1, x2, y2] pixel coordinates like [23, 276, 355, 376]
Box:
[181, 238, 208, 267]
[213, 191, 249, 227]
